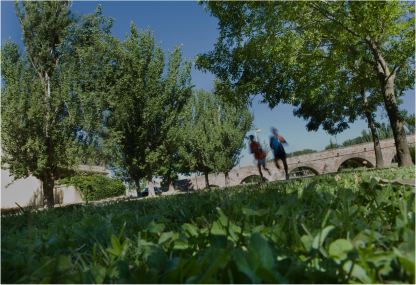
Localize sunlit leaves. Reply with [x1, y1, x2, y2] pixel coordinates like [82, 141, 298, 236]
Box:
[107, 25, 193, 196]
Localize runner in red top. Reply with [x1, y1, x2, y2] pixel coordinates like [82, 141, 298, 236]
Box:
[249, 135, 271, 183]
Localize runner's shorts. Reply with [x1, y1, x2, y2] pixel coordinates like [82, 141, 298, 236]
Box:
[274, 152, 286, 160]
[257, 158, 266, 166]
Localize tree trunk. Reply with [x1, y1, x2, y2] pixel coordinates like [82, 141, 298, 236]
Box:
[147, 171, 156, 197]
[167, 176, 175, 192]
[224, 171, 230, 187]
[379, 76, 413, 166]
[364, 110, 385, 169]
[204, 171, 210, 189]
[361, 88, 384, 169]
[42, 176, 55, 209]
[166, 162, 174, 192]
[135, 178, 141, 197]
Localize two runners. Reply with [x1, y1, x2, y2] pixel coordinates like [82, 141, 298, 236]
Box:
[249, 128, 289, 182]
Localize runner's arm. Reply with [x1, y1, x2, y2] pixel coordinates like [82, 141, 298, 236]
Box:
[277, 134, 286, 144]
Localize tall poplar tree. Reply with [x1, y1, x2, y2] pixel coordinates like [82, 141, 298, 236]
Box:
[107, 24, 193, 197]
[1, 2, 116, 208]
[182, 87, 253, 188]
[155, 107, 193, 192]
[197, 1, 414, 166]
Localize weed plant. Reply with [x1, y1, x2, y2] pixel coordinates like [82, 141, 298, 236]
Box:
[1, 166, 415, 283]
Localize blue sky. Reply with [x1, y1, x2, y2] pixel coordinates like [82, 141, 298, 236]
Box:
[2, 1, 415, 173]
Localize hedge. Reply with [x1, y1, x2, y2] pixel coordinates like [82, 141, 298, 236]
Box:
[58, 174, 126, 202]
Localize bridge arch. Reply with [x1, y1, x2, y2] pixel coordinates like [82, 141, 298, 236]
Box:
[239, 174, 268, 184]
[333, 153, 375, 172]
[384, 152, 397, 167]
[287, 163, 321, 175]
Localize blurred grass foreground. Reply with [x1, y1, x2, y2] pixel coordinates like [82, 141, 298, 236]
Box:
[1, 166, 415, 283]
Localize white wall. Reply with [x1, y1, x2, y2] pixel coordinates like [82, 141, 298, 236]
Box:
[1, 169, 83, 208]
[2, 169, 43, 208]
[1, 163, 113, 208]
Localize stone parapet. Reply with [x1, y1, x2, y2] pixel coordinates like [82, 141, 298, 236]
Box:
[78, 165, 109, 175]
[175, 135, 415, 190]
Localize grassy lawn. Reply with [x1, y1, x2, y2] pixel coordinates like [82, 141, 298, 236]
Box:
[1, 166, 415, 283]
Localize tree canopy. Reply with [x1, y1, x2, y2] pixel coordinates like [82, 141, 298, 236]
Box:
[1, 1, 116, 208]
[182, 87, 253, 187]
[197, 1, 415, 166]
[106, 24, 193, 197]
[325, 124, 396, 150]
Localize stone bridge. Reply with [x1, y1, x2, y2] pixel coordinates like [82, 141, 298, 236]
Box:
[175, 135, 415, 190]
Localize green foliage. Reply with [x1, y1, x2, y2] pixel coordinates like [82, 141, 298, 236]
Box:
[338, 160, 365, 172]
[408, 146, 415, 164]
[182, 88, 253, 185]
[342, 129, 373, 147]
[290, 58, 383, 136]
[405, 114, 416, 134]
[1, 2, 117, 207]
[197, 2, 414, 107]
[327, 124, 395, 149]
[157, 154, 192, 190]
[325, 138, 341, 150]
[58, 175, 126, 202]
[377, 123, 395, 141]
[197, 1, 414, 166]
[2, 167, 414, 283]
[106, 24, 193, 196]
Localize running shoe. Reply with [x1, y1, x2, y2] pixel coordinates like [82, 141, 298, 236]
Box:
[286, 174, 289, 180]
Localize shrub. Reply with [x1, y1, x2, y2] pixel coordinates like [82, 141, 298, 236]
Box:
[58, 174, 126, 201]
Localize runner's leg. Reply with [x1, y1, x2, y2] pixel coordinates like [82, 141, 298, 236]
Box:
[274, 155, 280, 169]
[263, 162, 271, 176]
[282, 155, 289, 179]
[265, 167, 271, 176]
[260, 159, 267, 182]
[261, 158, 270, 179]
[257, 161, 264, 181]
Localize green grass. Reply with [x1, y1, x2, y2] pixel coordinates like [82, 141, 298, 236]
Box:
[1, 166, 415, 283]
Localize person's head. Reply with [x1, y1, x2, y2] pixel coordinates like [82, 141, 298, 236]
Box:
[271, 127, 278, 136]
[249, 135, 254, 142]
